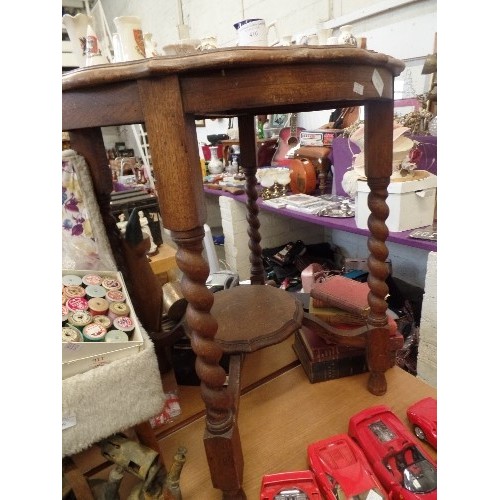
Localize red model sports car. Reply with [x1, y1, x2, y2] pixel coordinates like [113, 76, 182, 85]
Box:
[308, 433, 388, 499]
[348, 405, 437, 500]
[406, 397, 437, 450]
[260, 470, 322, 499]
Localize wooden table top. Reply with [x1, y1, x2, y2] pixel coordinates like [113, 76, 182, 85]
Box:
[159, 365, 436, 499]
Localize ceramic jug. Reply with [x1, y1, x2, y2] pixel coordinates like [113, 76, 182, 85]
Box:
[338, 25, 357, 46]
[62, 13, 93, 67]
[233, 18, 279, 47]
[113, 16, 145, 61]
[84, 24, 109, 67]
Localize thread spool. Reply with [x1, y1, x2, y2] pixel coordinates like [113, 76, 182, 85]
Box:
[112, 316, 135, 337]
[67, 310, 93, 331]
[101, 278, 122, 291]
[64, 285, 86, 300]
[62, 304, 69, 324]
[88, 297, 110, 316]
[85, 284, 107, 299]
[66, 296, 89, 313]
[82, 322, 107, 342]
[93, 314, 112, 330]
[106, 289, 125, 303]
[105, 329, 129, 342]
[82, 273, 103, 286]
[62, 274, 83, 287]
[82, 273, 102, 286]
[62, 325, 83, 342]
[108, 301, 130, 320]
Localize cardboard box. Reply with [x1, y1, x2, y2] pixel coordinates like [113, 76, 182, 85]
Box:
[62, 344, 144, 379]
[355, 171, 437, 232]
[299, 130, 339, 146]
[62, 269, 144, 379]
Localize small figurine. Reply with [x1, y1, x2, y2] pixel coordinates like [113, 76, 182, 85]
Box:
[116, 213, 128, 234]
[138, 210, 158, 255]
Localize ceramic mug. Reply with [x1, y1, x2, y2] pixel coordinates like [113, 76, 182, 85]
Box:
[317, 28, 332, 45]
[113, 16, 145, 61]
[234, 18, 279, 47]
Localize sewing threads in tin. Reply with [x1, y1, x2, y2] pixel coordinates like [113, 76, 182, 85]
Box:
[62, 325, 84, 342]
[105, 289, 125, 303]
[101, 277, 122, 291]
[112, 316, 135, 337]
[88, 297, 109, 316]
[67, 310, 93, 331]
[66, 296, 89, 313]
[108, 301, 130, 320]
[85, 284, 107, 299]
[62, 274, 83, 287]
[62, 304, 69, 324]
[82, 322, 107, 342]
[93, 314, 112, 330]
[105, 329, 129, 342]
[64, 285, 86, 301]
[82, 273, 103, 286]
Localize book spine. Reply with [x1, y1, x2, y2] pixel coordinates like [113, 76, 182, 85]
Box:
[299, 330, 337, 361]
[311, 297, 332, 308]
[309, 311, 367, 328]
[293, 335, 368, 383]
[310, 288, 370, 318]
[298, 330, 364, 362]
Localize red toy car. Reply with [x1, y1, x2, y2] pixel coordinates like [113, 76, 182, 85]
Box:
[308, 433, 388, 499]
[348, 405, 437, 500]
[406, 397, 437, 450]
[260, 470, 322, 499]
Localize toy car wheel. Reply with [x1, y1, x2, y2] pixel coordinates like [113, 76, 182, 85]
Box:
[414, 425, 426, 442]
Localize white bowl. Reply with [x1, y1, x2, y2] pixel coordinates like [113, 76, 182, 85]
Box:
[162, 38, 201, 56]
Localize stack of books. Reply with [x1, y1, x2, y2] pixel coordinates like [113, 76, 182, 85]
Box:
[308, 275, 371, 336]
[295, 314, 403, 383]
[293, 324, 368, 383]
[294, 275, 404, 383]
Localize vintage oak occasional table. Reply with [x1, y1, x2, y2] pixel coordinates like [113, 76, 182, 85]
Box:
[62, 46, 404, 499]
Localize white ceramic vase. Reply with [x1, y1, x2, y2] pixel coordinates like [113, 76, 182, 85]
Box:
[62, 13, 93, 67]
[338, 25, 357, 46]
[113, 16, 146, 61]
[84, 24, 109, 67]
[208, 146, 223, 174]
